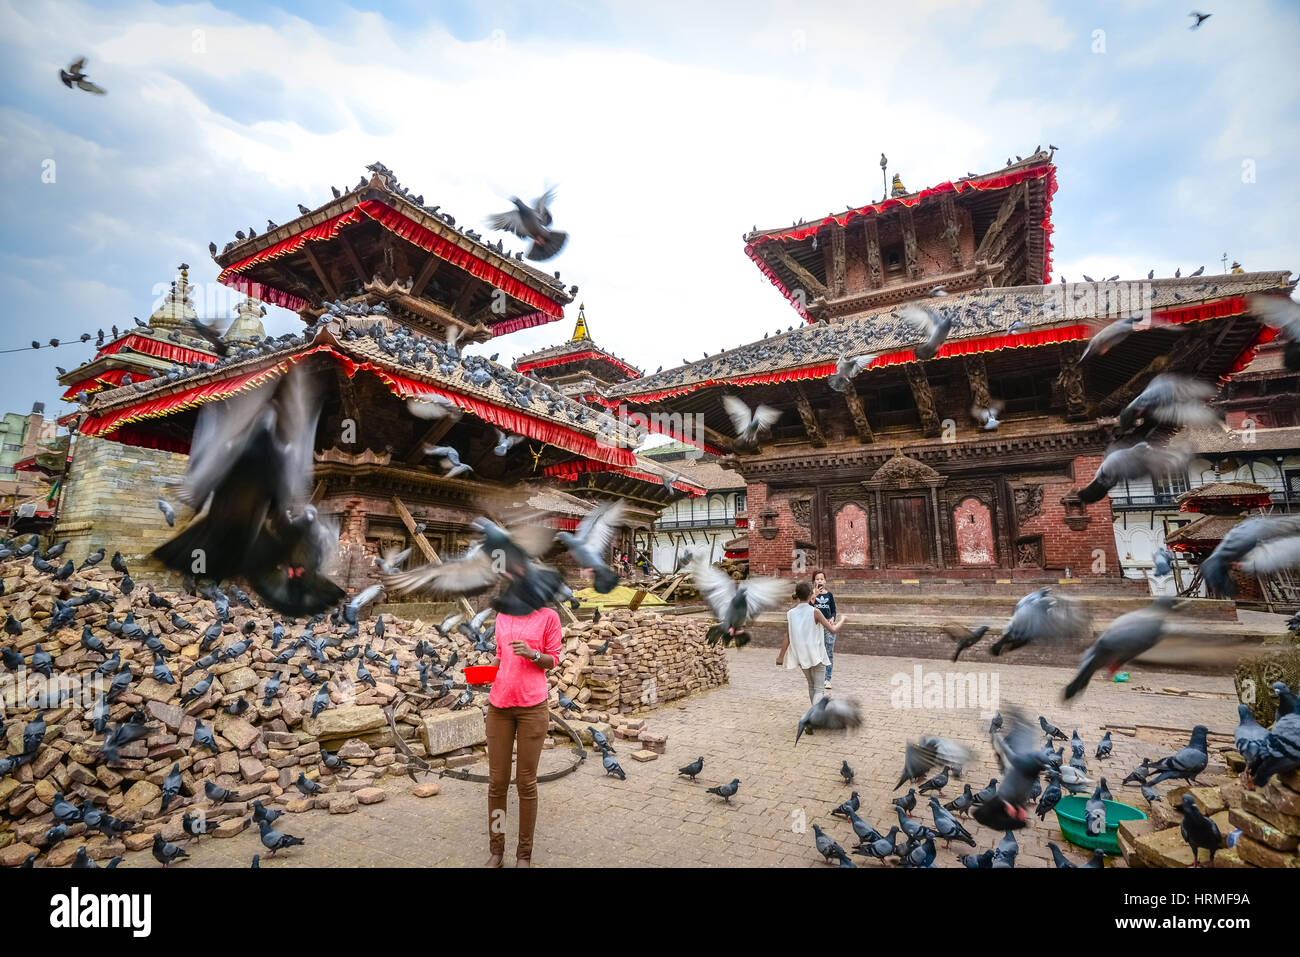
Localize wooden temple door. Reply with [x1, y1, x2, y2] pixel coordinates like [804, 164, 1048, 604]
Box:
[887, 495, 930, 566]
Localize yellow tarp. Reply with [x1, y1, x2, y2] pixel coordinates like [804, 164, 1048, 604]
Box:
[571, 585, 666, 608]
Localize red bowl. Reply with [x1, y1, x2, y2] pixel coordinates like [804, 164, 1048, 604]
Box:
[463, 665, 498, 686]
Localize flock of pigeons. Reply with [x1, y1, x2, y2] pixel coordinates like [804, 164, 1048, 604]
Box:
[793, 684, 1298, 868]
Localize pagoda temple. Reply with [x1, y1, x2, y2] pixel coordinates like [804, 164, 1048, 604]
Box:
[59, 165, 682, 590]
[599, 151, 1296, 581]
[514, 304, 643, 403]
[514, 305, 705, 558]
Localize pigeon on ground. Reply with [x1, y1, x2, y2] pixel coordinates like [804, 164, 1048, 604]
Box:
[295, 772, 323, 796]
[1249, 712, 1300, 786]
[840, 760, 854, 785]
[918, 766, 950, 796]
[161, 764, 184, 811]
[601, 747, 626, 780]
[1143, 725, 1210, 786]
[1096, 731, 1113, 760]
[1085, 784, 1108, 836]
[853, 825, 901, 865]
[706, 779, 740, 803]
[257, 818, 306, 857]
[831, 791, 861, 819]
[678, 756, 704, 781]
[1234, 704, 1269, 766]
[811, 823, 848, 864]
[929, 796, 976, 847]
[1179, 793, 1221, 867]
[152, 834, 189, 867]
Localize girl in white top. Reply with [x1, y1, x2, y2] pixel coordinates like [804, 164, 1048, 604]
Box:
[777, 581, 846, 706]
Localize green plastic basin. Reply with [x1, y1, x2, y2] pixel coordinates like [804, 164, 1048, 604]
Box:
[1053, 795, 1147, 854]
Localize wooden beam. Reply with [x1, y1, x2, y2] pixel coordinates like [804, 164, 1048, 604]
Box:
[843, 383, 875, 444]
[901, 207, 921, 280]
[762, 244, 827, 299]
[828, 226, 846, 296]
[309, 480, 326, 505]
[410, 254, 444, 297]
[451, 278, 479, 320]
[792, 384, 827, 447]
[337, 232, 369, 284]
[1055, 341, 1088, 419]
[301, 245, 338, 300]
[963, 353, 993, 410]
[390, 495, 477, 620]
[865, 218, 883, 288]
[403, 415, 457, 465]
[904, 363, 941, 436]
[1093, 329, 1212, 416]
[974, 182, 1024, 262]
[940, 194, 963, 268]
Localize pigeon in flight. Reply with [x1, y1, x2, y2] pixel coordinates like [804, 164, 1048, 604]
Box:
[901, 304, 952, 360]
[485, 188, 568, 261]
[826, 354, 876, 393]
[59, 57, 106, 94]
[492, 429, 525, 456]
[691, 552, 789, 648]
[1249, 293, 1300, 371]
[990, 589, 1089, 656]
[1118, 374, 1223, 433]
[1064, 597, 1180, 699]
[721, 394, 780, 447]
[555, 500, 627, 593]
[424, 444, 474, 479]
[1079, 315, 1140, 361]
[1200, 515, 1300, 597]
[795, 695, 862, 745]
[943, 623, 989, 662]
[1076, 441, 1192, 504]
[151, 364, 344, 616]
[1189, 11, 1212, 29]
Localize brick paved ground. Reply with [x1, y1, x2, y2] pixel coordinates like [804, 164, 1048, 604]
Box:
[109, 649, 1239, 868]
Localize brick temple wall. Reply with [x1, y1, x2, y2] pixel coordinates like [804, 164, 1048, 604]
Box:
[53, 434, 192, 579]
[745, 451, 1119, 580]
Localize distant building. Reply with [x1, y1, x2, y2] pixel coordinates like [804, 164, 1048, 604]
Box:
[0, 402, 64, 532]
[1109, 337, 1299, 596]
[640, 442, 747, 572]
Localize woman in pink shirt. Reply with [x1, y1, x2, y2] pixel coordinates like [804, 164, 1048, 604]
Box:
[485, 592, 564, 868]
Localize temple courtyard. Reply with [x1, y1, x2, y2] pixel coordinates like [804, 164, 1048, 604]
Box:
[102, 646, 1246, 869]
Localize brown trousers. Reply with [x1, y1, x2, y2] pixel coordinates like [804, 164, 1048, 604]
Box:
[485, 700, 549, 858]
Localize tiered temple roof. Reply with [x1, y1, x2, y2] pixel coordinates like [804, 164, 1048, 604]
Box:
[601, 271, 1294, 456]
[211, 162, 574, 342]
[56, 266, 225, 402]
[744, 153, 1058, 321]
[514, 304, 642, 401]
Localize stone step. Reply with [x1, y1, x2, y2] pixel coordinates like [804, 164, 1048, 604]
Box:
[822, 592, 1239, 622]
[744, 611, 1274, 672]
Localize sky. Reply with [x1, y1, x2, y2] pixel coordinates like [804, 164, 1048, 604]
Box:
[0, 0, 1297, 417]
